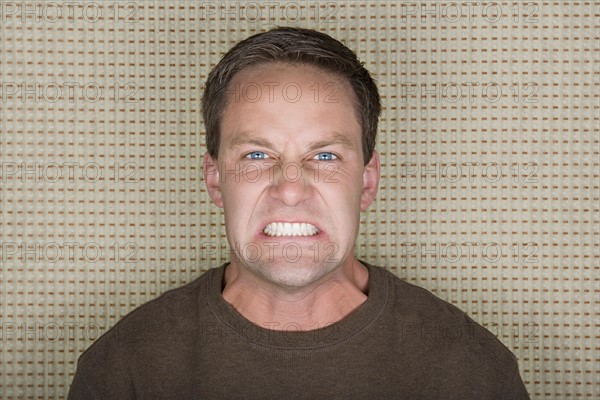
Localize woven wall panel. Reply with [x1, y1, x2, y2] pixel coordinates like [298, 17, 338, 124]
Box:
[0, 1, 598, 398]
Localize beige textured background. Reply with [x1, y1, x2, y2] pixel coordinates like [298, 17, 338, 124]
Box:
[1, 1, 598, 398]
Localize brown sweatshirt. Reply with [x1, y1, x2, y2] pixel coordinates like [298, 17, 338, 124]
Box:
[68, 261, 530, 399]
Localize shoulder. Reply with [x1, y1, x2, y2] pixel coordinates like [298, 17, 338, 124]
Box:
[76, 267, 218, 363]
[69, 267, 223, 398]
[375, 265, 520, 379]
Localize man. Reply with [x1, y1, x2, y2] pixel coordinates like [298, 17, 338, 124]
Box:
[68, 26, 529, 399]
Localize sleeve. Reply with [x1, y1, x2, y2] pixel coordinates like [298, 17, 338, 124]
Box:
[67, 330, 137, 400]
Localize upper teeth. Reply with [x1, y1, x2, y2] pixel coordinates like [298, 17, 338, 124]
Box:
[263, 222, 319, 237]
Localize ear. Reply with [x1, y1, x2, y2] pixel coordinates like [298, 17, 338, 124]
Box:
[203, 152, 223, 208]
[360, 150, 380, 211]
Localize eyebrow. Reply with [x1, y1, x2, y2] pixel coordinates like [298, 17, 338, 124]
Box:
[307, 134, 357, 152]
[230, 131, 357, 152]
[230, 134, 274, 150]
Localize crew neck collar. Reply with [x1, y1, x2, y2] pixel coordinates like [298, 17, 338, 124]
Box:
[206, 259, 390, 351]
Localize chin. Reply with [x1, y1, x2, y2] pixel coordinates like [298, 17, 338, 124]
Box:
[250, 257, 334, 288]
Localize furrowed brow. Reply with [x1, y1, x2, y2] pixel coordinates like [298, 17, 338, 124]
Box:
[229, 132, 357, 152]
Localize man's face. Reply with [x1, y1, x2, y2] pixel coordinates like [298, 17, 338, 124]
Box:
[204, 63, 379, 289]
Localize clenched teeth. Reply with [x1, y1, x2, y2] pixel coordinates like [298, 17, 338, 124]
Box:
[263, 222, 319, 237]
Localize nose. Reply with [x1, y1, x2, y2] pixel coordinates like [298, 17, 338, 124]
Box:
[268, 161, 312, 206]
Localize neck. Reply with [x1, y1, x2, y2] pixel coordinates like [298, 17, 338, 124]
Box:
[221, 257, 369, 331]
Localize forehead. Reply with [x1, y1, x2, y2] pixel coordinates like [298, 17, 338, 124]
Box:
[220, 62, 361, 142]
[226, 62, 359, 109]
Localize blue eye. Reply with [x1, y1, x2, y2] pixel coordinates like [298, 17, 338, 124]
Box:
[246, 151, 267, 160]
[314, 152, 337, 161]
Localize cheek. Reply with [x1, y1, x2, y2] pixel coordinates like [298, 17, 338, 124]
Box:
[319, 176, 363, 214]
[221, 180, 264, 217]
[327, 168, 364, 198]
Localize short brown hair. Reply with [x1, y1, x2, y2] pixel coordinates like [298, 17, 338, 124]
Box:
[201, 26, 381, 164]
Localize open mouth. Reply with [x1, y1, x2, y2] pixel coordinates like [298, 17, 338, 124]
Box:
[263, 222, 320, 237]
